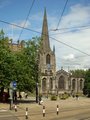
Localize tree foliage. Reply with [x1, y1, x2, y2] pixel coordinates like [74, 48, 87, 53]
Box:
[0, 30, 15, 88]
[15, 38, 40, 92]
[0, 30, 40, 94]
[83, 69, 90, 97]
[70, 69, 86, 78]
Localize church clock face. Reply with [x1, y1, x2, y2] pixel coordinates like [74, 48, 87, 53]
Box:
[47, 63, 51, 71]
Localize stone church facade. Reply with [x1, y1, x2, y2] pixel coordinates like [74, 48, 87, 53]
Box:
[56, 69, 84, 95]
[39, 9, 84, 96]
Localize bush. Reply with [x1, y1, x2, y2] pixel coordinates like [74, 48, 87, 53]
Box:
[60, 93, 69, 100]
[51, 95, 57, 101]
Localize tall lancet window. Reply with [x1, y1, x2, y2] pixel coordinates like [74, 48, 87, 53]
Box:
[46, 54, 50, 64]
[72, 79, 75, 90]
[42, 78, 46, 91]
[58, 76, 65, 90]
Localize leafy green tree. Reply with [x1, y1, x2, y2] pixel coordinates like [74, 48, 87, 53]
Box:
[14, 37, 40, 92]
[83, 69, 90, 97]
[0, 29, 41, 95]
[0, 30, 17, 99]
[70, 69, 86, 78]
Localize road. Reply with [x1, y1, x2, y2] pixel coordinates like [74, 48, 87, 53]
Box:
[0, 105, 89, 120]
[0, 97, 90, 120]
[0, 110, 18, 120]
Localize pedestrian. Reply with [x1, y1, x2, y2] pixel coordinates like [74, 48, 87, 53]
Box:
[25, 93, 28, 99]
[39, 95, 43, 105]
[39, 95, 41, 105]
[19, 94, 22, 100]
[76, 94, 79, 100]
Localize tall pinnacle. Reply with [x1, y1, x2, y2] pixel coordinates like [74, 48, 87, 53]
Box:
[41, 8, 50, 52]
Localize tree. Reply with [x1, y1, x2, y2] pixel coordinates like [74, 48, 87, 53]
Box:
[0, 30, 17, 101]
[70, 69, 86, 78]
[83, 69, 90, 97]
[14, 37, 40, 92]
[0, 29, 41, 95]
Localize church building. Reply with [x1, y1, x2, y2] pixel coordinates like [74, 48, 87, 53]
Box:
[39, 9, 84, 96]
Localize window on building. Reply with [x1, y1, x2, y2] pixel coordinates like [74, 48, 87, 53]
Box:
[45, 70, 47, 74]
[50, 70, 52, 74]
[46, 54, 50, 64]
[72, 79, 76, 90]
[58, 76, 65, 90]
[42, 78, 46, 91]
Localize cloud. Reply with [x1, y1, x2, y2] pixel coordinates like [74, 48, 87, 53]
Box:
[62, 54, 75, 60]
[49, 4, 90, 70]
[60, 4, 90, 28]
[1, 3, 89, 71]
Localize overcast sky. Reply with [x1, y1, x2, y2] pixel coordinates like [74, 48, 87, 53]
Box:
[0, 0, 90, 71]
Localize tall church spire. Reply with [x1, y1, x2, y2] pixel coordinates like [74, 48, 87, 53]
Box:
[41, 8, 50, 52]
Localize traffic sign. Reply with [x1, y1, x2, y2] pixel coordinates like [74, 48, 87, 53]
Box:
[13, 81, 17, 88]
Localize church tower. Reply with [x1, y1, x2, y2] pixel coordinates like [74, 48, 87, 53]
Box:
[39, 9, 56, 96]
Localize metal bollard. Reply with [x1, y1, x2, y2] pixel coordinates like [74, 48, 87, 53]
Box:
[57, 105, 59, 115]
[43, 106, 45, 117]
[25, 107, 28, 119]
[15, 104, 17, 112]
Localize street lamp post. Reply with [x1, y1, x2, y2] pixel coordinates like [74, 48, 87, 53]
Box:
[36, 82, 38, 103]
[9, 81, 17, 110]
[9, 82, 13, 110]
[35, 49, 39, 103]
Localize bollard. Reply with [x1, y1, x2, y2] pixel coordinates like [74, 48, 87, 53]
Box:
[25, 107, 28, 119]
[15, 104, 17, 112]
[57, 105, 59, 115]
[43, 106, 45, 117]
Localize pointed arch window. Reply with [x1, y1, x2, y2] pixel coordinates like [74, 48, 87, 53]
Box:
[72, 79, 75, 90]
[58, 76, 65, 90]
[46, 54, 50, 64]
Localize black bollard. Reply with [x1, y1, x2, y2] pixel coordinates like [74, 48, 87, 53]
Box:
[43, 106, 45, 117]
[25, 107, 28, 119]
[15, 104, 17, 112]
[57, 105, 59, 115]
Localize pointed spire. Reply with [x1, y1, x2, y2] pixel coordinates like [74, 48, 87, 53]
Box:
[41, 8, 50, 52]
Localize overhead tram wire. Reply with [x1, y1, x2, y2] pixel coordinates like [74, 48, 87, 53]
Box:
[54, 23, 90, 31]
[55, 0, 69, 30]
[50, 26, 90, 36]
[0, 19, 90, 57]
[18, 0, 36, 41]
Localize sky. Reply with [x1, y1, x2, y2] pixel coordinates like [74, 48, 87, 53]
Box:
[0, 0, 90, 71]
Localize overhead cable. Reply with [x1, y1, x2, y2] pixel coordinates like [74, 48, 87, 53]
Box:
[56, 0, 69, 30]
[50, 26, 90, 36]
[0, 19, 90, 57]
[18, 0, 36, 40]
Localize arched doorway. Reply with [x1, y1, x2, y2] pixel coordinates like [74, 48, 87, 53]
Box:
[58, 76, 65, 90]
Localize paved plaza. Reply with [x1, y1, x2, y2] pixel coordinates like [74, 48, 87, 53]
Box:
[0, 97, 90, 120]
